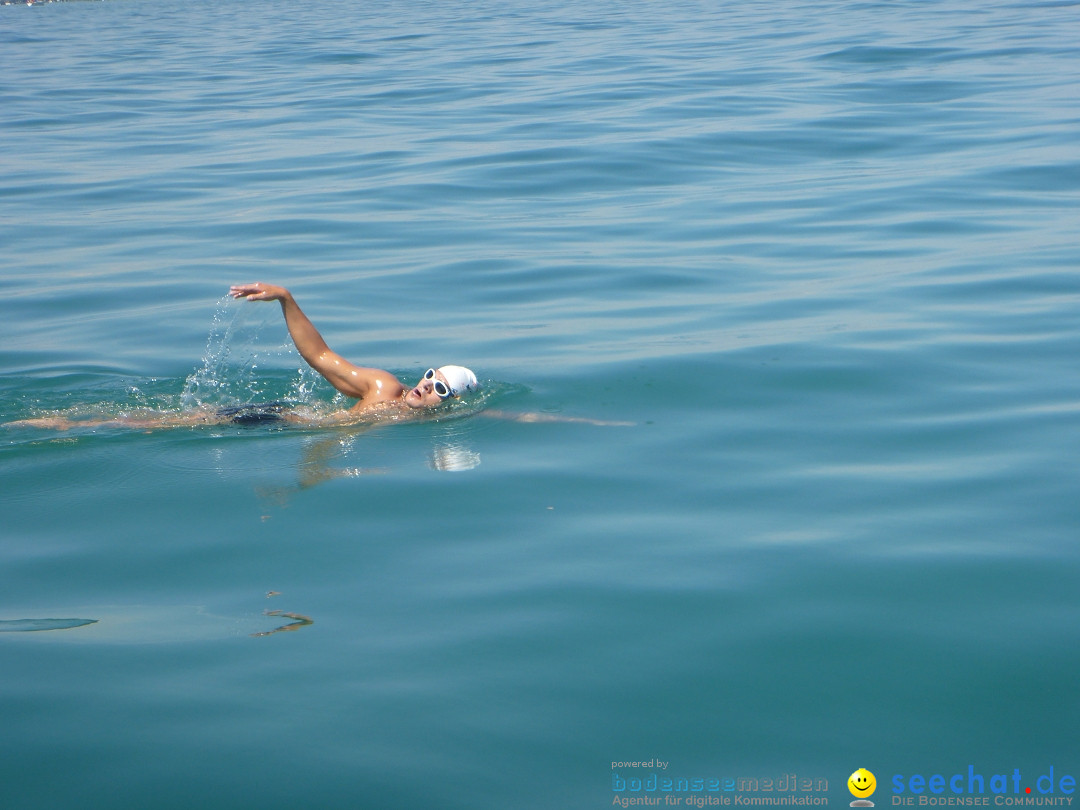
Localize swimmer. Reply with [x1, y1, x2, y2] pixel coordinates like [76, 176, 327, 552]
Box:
[8, 283, 479, 430]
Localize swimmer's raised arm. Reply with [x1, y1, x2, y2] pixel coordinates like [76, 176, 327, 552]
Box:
[229, 283, 404, 403]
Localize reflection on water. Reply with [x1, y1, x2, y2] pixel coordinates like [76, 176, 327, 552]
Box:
[0, 618, 98, 633]
[250, 611, 315, 638]
[0, 605, 313, 643]
[255, 429, 484, 506]
[429, 442, 482, 472]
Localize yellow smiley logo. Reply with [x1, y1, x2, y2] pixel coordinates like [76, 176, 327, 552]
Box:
[848, 768, 877, 798]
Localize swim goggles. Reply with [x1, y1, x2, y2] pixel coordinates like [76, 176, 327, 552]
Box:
[424, 368, 454, 399]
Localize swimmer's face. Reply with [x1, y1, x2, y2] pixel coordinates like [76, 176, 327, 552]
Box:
[404, 369, 452, 409]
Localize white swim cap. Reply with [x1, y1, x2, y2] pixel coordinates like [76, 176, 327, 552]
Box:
[437, 365, 479, 397]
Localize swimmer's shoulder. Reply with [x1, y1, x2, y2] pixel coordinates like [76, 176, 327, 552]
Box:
[363, 372, 408, 403]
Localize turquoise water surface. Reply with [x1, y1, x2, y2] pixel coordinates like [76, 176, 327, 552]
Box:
[2, 1, 1079, 808]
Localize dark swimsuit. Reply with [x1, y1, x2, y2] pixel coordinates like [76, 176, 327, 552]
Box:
[215, 402, 291, 426]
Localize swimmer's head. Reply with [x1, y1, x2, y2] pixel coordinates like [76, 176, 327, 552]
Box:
[404, 365, 479, 408]
[436, 365, 479, 397]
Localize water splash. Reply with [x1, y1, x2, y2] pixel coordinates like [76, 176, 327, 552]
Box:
[181, 296, 256, 408]
[181, 297, 322, 410]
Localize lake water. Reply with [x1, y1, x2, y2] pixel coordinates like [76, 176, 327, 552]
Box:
[1, 0, 1078, 808]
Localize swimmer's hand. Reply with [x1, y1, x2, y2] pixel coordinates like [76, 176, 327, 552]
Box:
[229, 282, 290, 302]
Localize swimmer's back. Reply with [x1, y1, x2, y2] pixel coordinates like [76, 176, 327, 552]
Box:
[215, 402, 291, 426]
